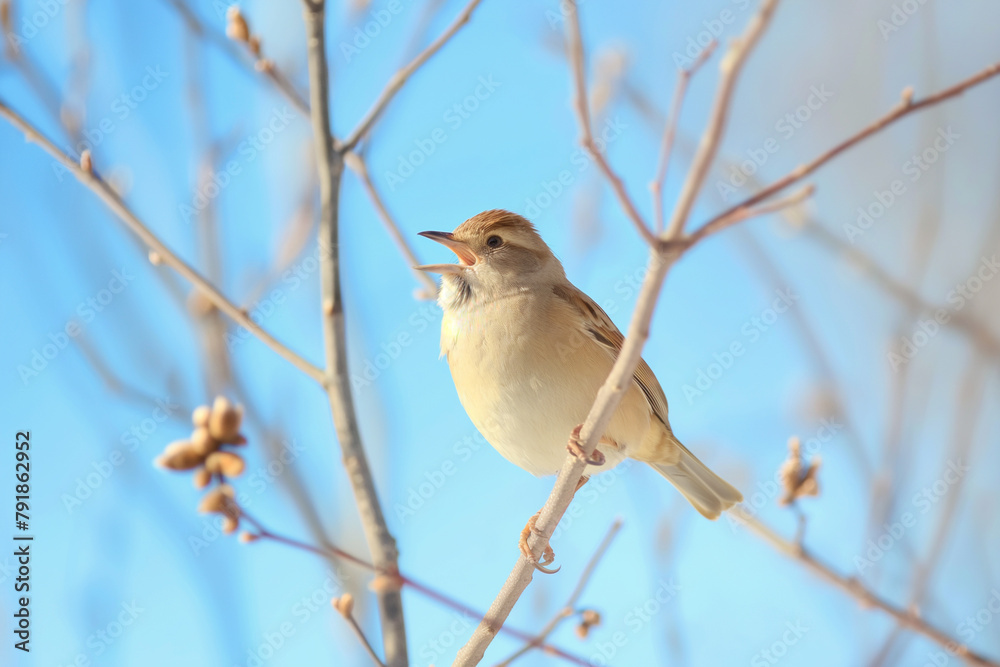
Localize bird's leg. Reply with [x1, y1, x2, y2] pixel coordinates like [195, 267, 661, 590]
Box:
[566, 424, 607, 466]
[517, 474, 591, 575]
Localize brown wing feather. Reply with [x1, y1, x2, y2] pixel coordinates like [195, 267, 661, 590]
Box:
[552, 284, 672, 427]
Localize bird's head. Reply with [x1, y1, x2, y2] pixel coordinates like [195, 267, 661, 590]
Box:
[417, 210, 564, 302]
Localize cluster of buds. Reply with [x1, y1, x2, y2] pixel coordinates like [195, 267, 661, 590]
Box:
[575, 609, 602, 639]
[155, 397, 251, 534]
[155, 396, 247, 483]
[226, 7, 269, 70]
[778, 436, 821, 506]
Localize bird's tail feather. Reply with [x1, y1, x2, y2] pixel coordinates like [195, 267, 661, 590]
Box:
[649, 444, 742, 520]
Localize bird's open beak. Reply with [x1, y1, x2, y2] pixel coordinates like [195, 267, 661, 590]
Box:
[415, 231, 477, 274]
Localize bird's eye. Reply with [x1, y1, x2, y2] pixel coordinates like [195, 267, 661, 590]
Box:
[486, 235, 502, 248]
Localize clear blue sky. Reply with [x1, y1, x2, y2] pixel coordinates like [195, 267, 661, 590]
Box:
[1, 0, 999, 665]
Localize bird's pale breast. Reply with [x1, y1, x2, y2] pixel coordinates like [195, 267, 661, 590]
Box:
[442, 289, 650, 476]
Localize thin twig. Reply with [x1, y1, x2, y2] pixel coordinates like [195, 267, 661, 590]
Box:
[496, 519, 623, 667]
[664, 1, 779, 240]
[344, 151, 439, 299]
[298, 2, 407, 664]
[801, 221, 1000, 356]
[707, 183, 815, 232]
[692, 62, 1000, 244]
[741, 516, 1000, 667]
[339, 610, 388, 667]
[565, 3, 656, 246]
[236, 513, 593, 666]
[651, 41, 717, 233]
[339, 0, 484, 152]
[453, 3, 780, 664]
[162, 0, 310, 115]
[0, 99, 326, 385]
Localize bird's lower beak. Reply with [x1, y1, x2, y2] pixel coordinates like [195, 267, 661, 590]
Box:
[415, 231, 477, 274]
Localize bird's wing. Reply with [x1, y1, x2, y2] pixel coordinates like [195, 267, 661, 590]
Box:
[552, 283, 671, 427]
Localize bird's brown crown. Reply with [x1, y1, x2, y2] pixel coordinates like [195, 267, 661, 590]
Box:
[453, 209, 540, 240]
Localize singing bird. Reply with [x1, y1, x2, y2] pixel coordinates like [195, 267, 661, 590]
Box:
[417, 210, 741, 567]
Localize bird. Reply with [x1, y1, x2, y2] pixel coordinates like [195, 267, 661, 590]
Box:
[416, 209, 742, 570]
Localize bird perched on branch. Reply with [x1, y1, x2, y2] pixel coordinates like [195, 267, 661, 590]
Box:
[418, 209, 741, 571]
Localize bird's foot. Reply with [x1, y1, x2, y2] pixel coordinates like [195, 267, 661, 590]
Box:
[519, 511, 560, 574]
[567, 424, 606, 466]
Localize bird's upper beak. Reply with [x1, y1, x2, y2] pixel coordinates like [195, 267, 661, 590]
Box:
[415, 231, 477, 274]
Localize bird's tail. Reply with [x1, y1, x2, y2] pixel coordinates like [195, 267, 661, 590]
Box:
[649, 442, 742, 520]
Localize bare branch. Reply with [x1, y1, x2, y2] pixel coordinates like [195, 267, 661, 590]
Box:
[344, 151, 439, 299]
[742, 516, 1000, 667]
[453, 3, 781, 664]
[693, 62, 1000, 243]
[298, 2, 407, 664]
[334, 598, 388, 667]
[496, 519, 623, 667]
[339, 0, 484, 152]
[162, 0, 310, 115]
[651, 41, 717, 232]
[565, 4, 656, 246]
[703, 183, 815, 235]
[237, 513, 592, 666]
[801, 221, 1000, 356]
[0, 99, 326, 385]
[664, 0, 780, 239]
